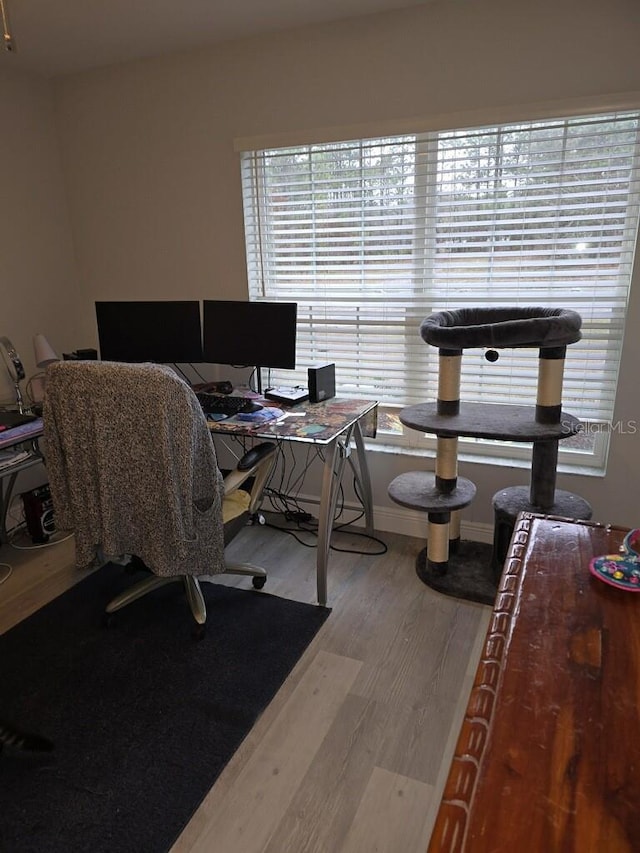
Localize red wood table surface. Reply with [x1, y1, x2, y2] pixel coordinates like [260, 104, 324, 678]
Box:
[429, 513, 640, 853]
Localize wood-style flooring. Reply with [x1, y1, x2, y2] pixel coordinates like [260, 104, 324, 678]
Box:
[0, 517, 491, 853]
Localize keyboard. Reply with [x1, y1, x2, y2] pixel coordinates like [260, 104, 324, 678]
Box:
[195, 392, 259, 417]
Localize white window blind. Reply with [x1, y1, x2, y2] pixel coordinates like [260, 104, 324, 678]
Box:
[241, 112, 640, 429]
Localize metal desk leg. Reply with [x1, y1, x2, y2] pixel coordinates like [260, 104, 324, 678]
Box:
[0, 471, 19, 545]
[316, 434, 349, 606]
[350, 419, 374, 536]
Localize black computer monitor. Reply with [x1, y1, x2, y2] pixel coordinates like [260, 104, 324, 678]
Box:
[202, 300, 297, 369]
[95, 301, 203, 363]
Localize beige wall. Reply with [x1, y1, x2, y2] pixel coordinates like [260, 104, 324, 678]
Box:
[0, 70, 82, 406]
[40, 0, 640, 527]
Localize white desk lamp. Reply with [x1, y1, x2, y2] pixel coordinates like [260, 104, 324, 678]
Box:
[31, 334, 60, 407]
[33, 334, 60, 368]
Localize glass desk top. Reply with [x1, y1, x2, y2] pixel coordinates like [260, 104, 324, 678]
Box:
[207, 397, 378, 445]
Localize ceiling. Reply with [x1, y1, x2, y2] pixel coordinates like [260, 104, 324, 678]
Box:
[0, 0, 429, 78]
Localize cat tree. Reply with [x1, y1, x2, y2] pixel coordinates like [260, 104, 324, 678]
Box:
[388, 307, 592, 604]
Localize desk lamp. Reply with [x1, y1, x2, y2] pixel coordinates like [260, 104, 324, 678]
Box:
[31, 334, 60, 409]
[33, 334, 60, 368]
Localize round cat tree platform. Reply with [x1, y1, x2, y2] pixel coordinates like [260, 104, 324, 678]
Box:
[388, 307, 592, 605]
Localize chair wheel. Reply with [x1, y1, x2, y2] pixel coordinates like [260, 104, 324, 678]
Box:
[252, 576, 267, 590]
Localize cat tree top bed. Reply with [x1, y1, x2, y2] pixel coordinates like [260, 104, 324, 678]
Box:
[420, 307, 582, 350]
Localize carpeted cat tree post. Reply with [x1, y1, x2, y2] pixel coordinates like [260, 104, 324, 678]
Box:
[388, 307, 592, 605]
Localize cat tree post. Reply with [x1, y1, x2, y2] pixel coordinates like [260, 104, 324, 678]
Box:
[431, 348, 463, 569]
[492, 342, 592, 568]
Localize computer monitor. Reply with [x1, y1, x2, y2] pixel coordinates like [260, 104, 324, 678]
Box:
[95, 301, 203, 363]
[202, 300, 297, 370]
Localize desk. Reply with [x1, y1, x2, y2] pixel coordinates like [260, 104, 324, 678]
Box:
[208, 397, 378, 606]
[0, 418, 44, 544]
[429, 513, 640, 852]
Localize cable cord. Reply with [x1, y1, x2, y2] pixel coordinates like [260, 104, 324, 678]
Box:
[263, 469, 386, 555]
[263, 516, 387, 556]
[170, 363, 192, 384]
[264, 442, 315, 518]
[0, 562, 12, 584]
[328, 528, 387, 556]
[9, 531, 74, 550]
[24, 372, 46, 407]
[186, 363, 207, 383]
[262, 441, 386, 554]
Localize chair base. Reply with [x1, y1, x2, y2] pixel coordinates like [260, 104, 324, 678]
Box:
[105, 563, 268, 626]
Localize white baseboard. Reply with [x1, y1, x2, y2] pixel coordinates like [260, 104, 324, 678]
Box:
[364, 503, 494, 544]
[277, 493, 494, 544]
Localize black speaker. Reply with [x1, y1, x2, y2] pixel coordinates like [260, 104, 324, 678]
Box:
[22, 484, 56, 544]
[308, 363, 335, 403]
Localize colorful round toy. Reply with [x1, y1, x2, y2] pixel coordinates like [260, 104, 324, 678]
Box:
[589, 551, 640, 592]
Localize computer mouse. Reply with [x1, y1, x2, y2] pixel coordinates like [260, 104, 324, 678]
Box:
[244, 401, 264, 413]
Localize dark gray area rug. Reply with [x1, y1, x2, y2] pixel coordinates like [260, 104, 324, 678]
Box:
[0, 564, 329, 853]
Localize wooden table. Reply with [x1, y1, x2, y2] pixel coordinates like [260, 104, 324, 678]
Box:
[429, 513, 640, 852]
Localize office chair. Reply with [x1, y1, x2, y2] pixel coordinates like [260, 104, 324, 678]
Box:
[43, 360, 276, 634]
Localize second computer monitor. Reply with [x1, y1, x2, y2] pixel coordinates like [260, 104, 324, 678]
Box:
[202, 300, 297, 369]
[95, 300, 203, 363]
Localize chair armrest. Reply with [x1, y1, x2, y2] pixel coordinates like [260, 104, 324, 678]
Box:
[223, 469, 251, 496]
[237, 441, 278, 472]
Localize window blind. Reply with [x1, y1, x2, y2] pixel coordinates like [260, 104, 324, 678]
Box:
[241, 112, 640, 426]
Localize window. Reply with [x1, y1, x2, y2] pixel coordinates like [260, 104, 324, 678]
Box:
[240, 112, 640, 469]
